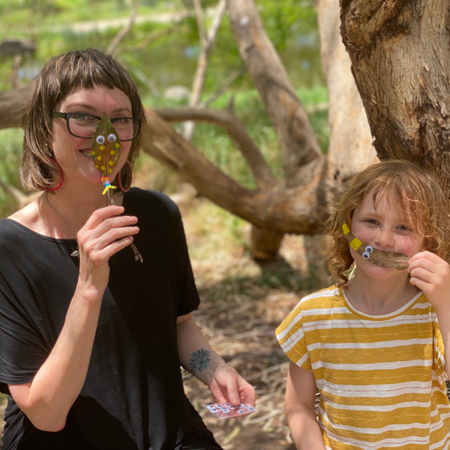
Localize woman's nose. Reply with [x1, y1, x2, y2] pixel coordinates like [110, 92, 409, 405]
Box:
[374, 228, 394, 248]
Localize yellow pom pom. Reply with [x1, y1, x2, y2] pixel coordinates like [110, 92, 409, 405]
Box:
[115, 143, 120, 148]
[111, 151, 115, 155]
[100, 145, 105, 151]
[97, 156, 101, 161]
[101, 166, 105, 170]
[108, 168, 113, 173]
[91, 151, 96, 156]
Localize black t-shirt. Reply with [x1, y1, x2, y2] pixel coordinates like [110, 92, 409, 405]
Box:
[0, 189, 219, 450]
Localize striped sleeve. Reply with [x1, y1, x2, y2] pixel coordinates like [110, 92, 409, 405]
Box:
[433, 318, 448, 382]
[276, 300, 312, 371]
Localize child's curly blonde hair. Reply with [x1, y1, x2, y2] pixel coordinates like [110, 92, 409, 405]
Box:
[327, 160, 450, 287]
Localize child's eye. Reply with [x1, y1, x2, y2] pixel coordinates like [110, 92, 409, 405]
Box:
[397, 225, 412, 231]
[365, 219, 379, 225]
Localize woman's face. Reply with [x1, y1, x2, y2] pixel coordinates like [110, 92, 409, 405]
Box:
[52, 86, 133, 188]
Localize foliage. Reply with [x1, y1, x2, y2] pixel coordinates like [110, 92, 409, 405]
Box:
[0, 128, 24, 218]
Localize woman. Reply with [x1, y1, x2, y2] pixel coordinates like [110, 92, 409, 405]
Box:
[0, 49, 255, 450]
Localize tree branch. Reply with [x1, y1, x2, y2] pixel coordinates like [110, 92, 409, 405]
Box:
[114, 22, 180, 58]
[0, 82, 34, 130]
[226, 0, 322, 186]
[201, 65, 246, 107]
[0, 178, 39, 208]
[106, 0, 140, 56]
[155, 105, 276, 189]
[317, 0, 376, 207]
[142, 108, 328, 234]
[183, 0, 227, 141]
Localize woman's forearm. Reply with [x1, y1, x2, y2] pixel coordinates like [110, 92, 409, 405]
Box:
[10, 283, 103, 432]
[177, 315, 225, 386]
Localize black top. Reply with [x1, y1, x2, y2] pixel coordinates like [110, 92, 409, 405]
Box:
[0, 189, 218, 450]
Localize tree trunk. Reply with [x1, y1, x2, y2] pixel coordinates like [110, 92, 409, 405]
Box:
[340, 0, 450, 194]
[0, 1, 375, 261]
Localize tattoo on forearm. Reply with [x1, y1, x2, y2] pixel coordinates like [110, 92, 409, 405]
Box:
[189, 349, 211, 373]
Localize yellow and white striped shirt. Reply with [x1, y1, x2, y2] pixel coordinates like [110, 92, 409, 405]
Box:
[276, 286, 450, 449]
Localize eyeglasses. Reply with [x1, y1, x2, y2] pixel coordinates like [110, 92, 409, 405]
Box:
[52, 112, 141, 142]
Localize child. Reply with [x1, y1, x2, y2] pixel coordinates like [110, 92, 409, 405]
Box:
[277, 160, 450, 449]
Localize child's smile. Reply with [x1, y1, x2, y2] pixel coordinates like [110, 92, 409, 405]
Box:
[350, 189, 425, 279]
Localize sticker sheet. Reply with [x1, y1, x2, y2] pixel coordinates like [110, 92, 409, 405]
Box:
[205, 403, 257, 419]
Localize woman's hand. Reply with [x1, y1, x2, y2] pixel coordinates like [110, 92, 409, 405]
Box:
[409, 251, 450, 311]
[76, 205, 139, 298]
[208, 362, 256, 406]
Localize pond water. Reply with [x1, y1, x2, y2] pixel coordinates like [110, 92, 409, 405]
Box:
[16, 26, 324, 95]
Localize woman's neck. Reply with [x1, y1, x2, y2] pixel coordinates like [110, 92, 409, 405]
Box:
[345, 269, 420, 316]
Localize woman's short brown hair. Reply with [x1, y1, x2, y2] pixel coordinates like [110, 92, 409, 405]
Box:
[326, 160, 450, 287]
[21, 48, 146, 191]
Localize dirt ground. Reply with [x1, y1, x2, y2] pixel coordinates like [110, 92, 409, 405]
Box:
[0, 197, 331, 449]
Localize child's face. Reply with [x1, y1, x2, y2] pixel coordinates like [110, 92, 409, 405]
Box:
[350, 189, 425, 279]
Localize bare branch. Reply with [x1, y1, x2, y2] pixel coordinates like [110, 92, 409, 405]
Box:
[114, 23, 179, 58]
[0, 178, 39, 209]
[183, 0, 227, 141]
[202, 65, 246, 107]
[142, 108, 328, 235]
[106, 0, 141, 56]
[155, 105, 276, 189]
[11, 54, 22, 89]
[193, 0, 207, 50]
[226, 0, 322, 186]
[0, 82, 34, 130]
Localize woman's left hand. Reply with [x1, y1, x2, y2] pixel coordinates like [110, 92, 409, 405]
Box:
[208, 363, 256, 406]
[409, 251, 450, 310]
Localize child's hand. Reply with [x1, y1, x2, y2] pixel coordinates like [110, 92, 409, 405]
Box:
[409, 251, 450, 311]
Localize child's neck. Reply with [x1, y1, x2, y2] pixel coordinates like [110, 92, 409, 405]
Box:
[345, 270, 421, 316]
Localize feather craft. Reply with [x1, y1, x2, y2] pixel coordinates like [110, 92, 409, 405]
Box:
[91, 112, 121, 195]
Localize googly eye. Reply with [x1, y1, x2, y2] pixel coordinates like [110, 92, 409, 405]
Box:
[230, 406, 237, 410]
[96, 135, 105, 144]
[225, 403, 232, 407]
[222, 408, 229, 413]
[215, 404, 223, 409]
[107, 134, 117, 142]
[238, 409, 246, 414]
[363, 251, 370, 259]
[365, 246, 373, 253]
[206, 404, 215, 410]
[210, 408, 218, 413]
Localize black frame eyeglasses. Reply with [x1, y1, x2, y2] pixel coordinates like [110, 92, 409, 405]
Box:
[52, 111, 142, 142]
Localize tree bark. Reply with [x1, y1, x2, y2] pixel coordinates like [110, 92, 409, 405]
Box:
[226, 0, 323, 187]
[0, 0, 375, 260]
[341, 0, 450, 195]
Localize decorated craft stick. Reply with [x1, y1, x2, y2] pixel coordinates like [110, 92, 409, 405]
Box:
[91, 113, 143, 263]
[342, 222, 410, 270]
